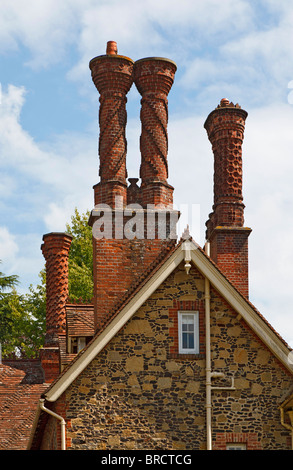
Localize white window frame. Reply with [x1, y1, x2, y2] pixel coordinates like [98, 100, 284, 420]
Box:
[178, 311, 199, 354]
[226, 443, 246, 450]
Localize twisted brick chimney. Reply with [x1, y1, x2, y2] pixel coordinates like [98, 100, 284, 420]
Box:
[40, 232, 72, 382]
[88, 43, 178, 332]
[89, 41, 134, 208]
[134, 57, 177, 207]
[204, 99, 251, 298]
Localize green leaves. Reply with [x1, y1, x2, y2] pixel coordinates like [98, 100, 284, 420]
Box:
[0, 208, 94, 358]
[0, 268, 46, 358]
[66, 208, 93, 303]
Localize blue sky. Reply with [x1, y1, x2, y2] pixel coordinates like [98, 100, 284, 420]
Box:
[1, 0, 293, 348]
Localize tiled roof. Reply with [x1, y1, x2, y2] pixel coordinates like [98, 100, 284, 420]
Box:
[0, 363, 48, 450]
[66, 304, 94, 337]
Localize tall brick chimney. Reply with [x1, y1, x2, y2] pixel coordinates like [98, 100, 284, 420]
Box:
[134, 57, 177, 207]
[204, 99, 251, 298]
[89, 40, 134, 208]
[40, 232, 72, 382]
[88, 43, 178, 332]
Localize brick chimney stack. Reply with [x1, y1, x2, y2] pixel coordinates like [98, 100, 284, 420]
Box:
[40, 232, 72, 382]
[204, 99, 251, 298]
[88, 44, 178, 332]
[89, 41, 134, 208]
[134, 57, 177, 207]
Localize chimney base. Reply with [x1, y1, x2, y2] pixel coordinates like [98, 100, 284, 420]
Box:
[207, 226, 252, 299]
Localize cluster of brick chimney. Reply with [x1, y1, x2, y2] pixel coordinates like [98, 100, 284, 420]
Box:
[40, 42, 251, 383]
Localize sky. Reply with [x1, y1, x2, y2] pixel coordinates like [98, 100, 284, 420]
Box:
[1, 0, 293, 348]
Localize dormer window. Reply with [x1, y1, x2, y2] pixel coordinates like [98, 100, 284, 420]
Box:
[69, 336, 87, 354]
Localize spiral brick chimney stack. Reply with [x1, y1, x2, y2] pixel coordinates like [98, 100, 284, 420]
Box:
[40, 232, 72, 382]
[134, 57, 177, 207]
[204, 99, 251, 298]
[88, 44, 179, 332]
[89, 41, 134, 208]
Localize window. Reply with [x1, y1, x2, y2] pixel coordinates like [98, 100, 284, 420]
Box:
[226, 443, 246, 450]
[178, 311, 199, 354]
[69, 336, 87, 354]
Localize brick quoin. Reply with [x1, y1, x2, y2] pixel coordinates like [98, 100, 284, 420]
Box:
[204, 99, 251, 298]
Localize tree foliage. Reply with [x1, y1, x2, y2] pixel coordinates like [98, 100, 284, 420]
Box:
[0, 208, 93, 358]
[66, 208, 93, 303]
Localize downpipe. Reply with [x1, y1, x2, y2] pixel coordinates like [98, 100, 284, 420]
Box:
[204, 242, 236, 451]
[39, 398, 66, 450]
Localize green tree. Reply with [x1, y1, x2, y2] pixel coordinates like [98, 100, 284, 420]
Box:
[0, 266, 46, 358]
[0, 208, 93, 358]
[0, 263, 19, 342]
[66, 208, 93, 303]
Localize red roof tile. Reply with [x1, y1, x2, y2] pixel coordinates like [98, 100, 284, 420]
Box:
[0, 364, 48, 450]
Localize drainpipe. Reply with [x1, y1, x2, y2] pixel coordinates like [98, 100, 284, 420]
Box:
[39, 399, 66, 450]
[205, 242, 212, 450]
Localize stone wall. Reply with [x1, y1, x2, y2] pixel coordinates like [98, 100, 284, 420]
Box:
[60, 262, 292, 450]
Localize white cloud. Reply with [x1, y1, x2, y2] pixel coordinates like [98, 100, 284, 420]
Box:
[1, 0, 293, 347]
[0, 226, 18, 263]
[0, 0, 81, 68]
[0, 83, 96, 287]
[0, 83, 97, 194]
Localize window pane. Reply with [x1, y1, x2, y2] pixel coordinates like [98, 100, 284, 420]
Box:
[182, 315, 193, 324]
[182, 332, 194, 349]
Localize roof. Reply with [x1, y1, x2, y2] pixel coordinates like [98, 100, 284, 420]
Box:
[40, 237, 293, 405]
[66, 304, 94, 337]
[0, 363, 48, 450]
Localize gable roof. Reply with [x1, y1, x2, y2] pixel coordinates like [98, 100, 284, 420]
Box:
[41, 238, 293, 405]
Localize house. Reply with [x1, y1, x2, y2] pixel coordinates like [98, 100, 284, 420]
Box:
[1, 41, 293, 451]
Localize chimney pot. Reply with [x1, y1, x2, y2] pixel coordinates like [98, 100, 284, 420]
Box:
[106, 40, 118, 55]
[220, 98, 230, 107]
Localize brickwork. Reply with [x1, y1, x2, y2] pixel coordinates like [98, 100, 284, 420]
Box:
[41, 233, 73, 341]
[41, 232, 72, 382]
[204, 99, 251, 297]
[204, 98, 247, 232]
[89, 44, 180, 332]
[209, 227, 251, 298]
[214, 432, 261, 450]
[134, 57, 177, 207]
[53, 263, 293, 450]
[89, 42, 134, 207]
